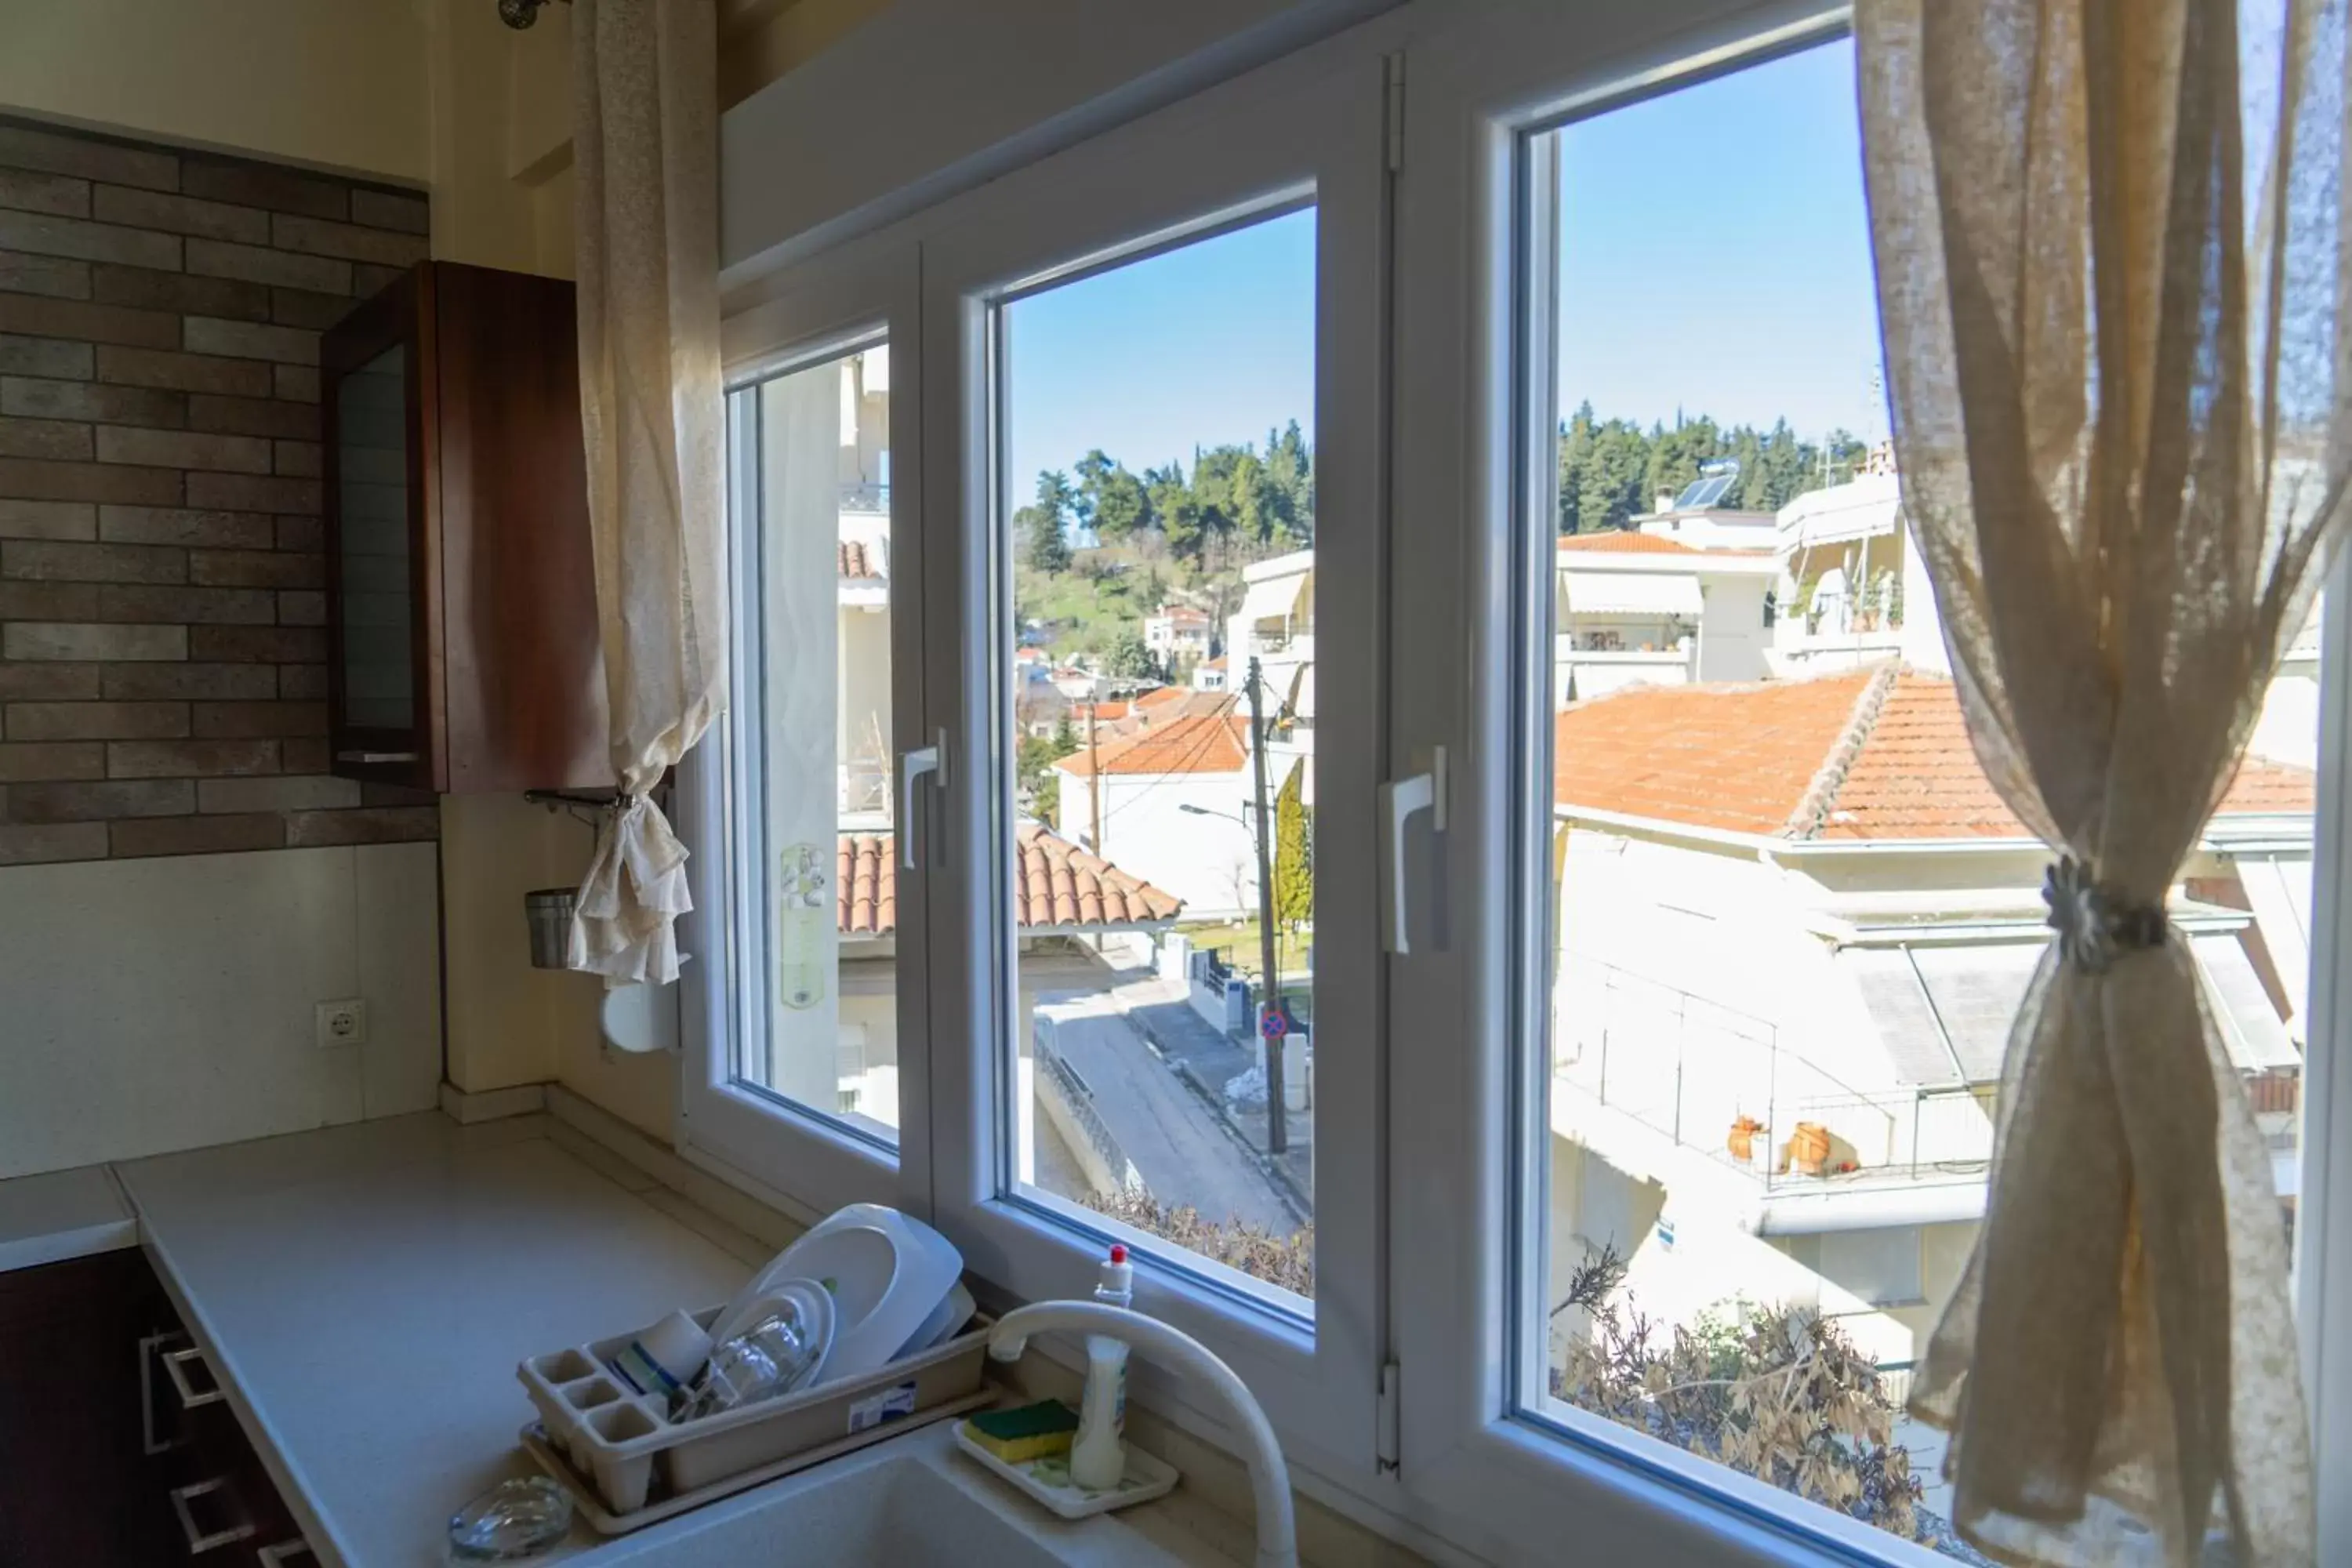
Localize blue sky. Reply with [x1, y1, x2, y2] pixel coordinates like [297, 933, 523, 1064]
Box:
[1556, 38, 1886, 441]
[1002, 36, 1885, 492]
[1003, 208, 1318, 496]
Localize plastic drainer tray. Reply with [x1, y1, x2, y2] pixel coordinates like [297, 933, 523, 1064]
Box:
[516, 1303, 993, 1519]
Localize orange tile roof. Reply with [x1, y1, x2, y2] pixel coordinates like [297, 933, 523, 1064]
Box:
[1055, 709, 1247, 777]
[838, 539, 883, 579]
[1554, 670, 1872, 835]
[1552, 664, 2316, 840]
[1088, 700, 1131, 721]
[1135, 686, 1187, 710]
[837, 826, 1181, 935]
[1556, 531, 1697, 554]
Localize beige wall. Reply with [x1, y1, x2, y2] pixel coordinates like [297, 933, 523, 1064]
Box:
[719, 0, 896, 108]
[0, 0, 430, 182]
[0, 0, 886, 1147]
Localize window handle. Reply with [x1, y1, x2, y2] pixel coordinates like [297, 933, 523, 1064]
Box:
[1381, 747, 1446, 955]
[899, 731, 947, 869]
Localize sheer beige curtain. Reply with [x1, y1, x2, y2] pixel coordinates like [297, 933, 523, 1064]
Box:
[1855, 1, 2346, 1561]
[567, 0, 726, 989]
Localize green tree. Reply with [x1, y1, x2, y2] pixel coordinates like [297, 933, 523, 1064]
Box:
[1272, 760, 1312, 932]
[1148, 462, 1209, 561]
[1188, 445, 1256, 547]
[1575, 419, 1653, 532]
[1264, 420, 1315, 543]
[1075, 449, 1152, 541]
[1102, 630, 1157, 681]
[1018, 724, 1078, 827]
[1017, 470, 1075, 573]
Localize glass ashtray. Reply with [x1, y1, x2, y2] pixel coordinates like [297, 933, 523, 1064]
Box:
[448, 1475, 573, 1561]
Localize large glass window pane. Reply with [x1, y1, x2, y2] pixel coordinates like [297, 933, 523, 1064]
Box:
[994, 209, 1318, 1306]
[727, 342, 900, 1142]
[1522, 36, 2315, 1556]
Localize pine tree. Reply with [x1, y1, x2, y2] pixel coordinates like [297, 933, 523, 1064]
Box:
[1272, 760, 1312, 932]
[1020, 470, 1074, 573]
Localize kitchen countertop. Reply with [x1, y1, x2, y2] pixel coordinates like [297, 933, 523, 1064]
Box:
[0, 1160, 137, 1272]
[2, 1112, 1261, 1568]
[114, 1112, 754, 1568]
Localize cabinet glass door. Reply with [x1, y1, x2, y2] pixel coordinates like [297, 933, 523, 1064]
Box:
[333, 345, 415, 733]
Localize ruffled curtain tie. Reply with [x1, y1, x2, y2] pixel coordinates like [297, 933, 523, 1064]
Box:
[2041, 855, 2166, 974]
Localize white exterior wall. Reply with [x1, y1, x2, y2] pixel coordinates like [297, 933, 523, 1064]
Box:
[1059, 766, 1255, 918]
[1552, 829, 1964, 1175]
[837, 604, 892, 817]
[1694, 575, 1769, 682]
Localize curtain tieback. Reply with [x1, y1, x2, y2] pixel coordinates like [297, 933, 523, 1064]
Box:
[2041, 855, 2166, 973]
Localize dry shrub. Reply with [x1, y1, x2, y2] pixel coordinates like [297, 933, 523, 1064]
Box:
[1552, 1245, 1957, 1549]
[1074, 1188, 1315, 1298]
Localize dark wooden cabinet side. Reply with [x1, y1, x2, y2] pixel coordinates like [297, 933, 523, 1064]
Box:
[0, 1250, 183, 1567]
[323, 261, 611, 795]
[434, 263, 610, 793]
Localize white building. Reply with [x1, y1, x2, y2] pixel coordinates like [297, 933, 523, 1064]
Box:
[1553, 532, 1778, 703]
[1225, 550, 1313, 799]
[1541, 662, 2314, 1401]
[1143, 604, 1213, 666]
[1768, 462, 1953, 678]
[1054, 703, 1258, 918]
[1628, 466, 1779, 553]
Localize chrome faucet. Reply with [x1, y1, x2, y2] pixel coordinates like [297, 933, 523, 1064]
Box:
[988, 1301, 1298, 1568]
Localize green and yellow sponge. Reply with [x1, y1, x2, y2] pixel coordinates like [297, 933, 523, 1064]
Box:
[963, 1400, 1080, 1463]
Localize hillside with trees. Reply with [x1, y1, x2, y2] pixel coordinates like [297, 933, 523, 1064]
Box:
[1556, 402, 1869, 535]
[1012, 408, 1864, 666]
[1011, 423, 1316, 666]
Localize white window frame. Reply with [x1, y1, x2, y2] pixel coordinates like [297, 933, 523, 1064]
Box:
[689, 1, 2352, 1561]
[914, 40, 1389, 1479]
[1386, 3, 2352, 1566]
[677, 237, 932, 1225]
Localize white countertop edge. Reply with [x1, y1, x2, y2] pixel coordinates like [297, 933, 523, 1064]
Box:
[0, 1215, 140, 1273]
[136, 1210, 357, 1566]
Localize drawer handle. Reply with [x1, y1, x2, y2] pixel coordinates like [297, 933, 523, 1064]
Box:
[163, 1345, 226, 1410]
[169, 1478, 256, 1555]
[258, 1541, 318, 1566]
[139, 1331, 191, 1454]
[336, 750, 419, 764]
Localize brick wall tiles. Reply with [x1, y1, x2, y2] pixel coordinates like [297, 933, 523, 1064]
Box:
[0, 117, 433, 865]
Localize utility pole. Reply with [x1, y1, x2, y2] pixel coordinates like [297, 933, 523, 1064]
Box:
[1246, 655, 1287, 1153]
[1086, 700, 1102, 855]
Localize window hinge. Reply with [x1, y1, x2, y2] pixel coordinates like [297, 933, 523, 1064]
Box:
[1376, 1359, 1402, 1475]
[1383, 52, 1406, 173]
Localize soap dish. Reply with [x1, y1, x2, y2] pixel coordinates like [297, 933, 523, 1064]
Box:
[952, 1420, 1179, 1519]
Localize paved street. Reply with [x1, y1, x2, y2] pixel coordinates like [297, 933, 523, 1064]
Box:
[1035, 980, 1297, 1233]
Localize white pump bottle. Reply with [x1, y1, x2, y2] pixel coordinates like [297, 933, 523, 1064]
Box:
[1068, 1243, 1134, 1490]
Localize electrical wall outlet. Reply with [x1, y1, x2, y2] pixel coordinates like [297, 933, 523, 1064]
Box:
[316, 999, 368, 1048]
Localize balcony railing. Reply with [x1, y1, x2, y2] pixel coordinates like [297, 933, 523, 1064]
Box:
[1552, 957, 1992, 1191]
[1553, 957, 2299, 1192]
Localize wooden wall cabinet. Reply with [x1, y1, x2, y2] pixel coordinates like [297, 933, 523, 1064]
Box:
[324, 261, 612, 794]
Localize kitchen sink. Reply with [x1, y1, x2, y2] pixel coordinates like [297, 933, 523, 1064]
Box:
[584, 1425, 1225, 1566]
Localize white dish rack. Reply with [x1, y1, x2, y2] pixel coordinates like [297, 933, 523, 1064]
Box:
[517, 1301, 994, 1523]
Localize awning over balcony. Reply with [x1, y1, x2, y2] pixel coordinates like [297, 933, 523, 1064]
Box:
[1561, 569, 1703, 619]
[1236, 572, 1308, 630]
[1843, 927, 2299, 1087]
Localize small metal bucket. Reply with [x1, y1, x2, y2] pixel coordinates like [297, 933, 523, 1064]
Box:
[524, 888, 577, 970]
